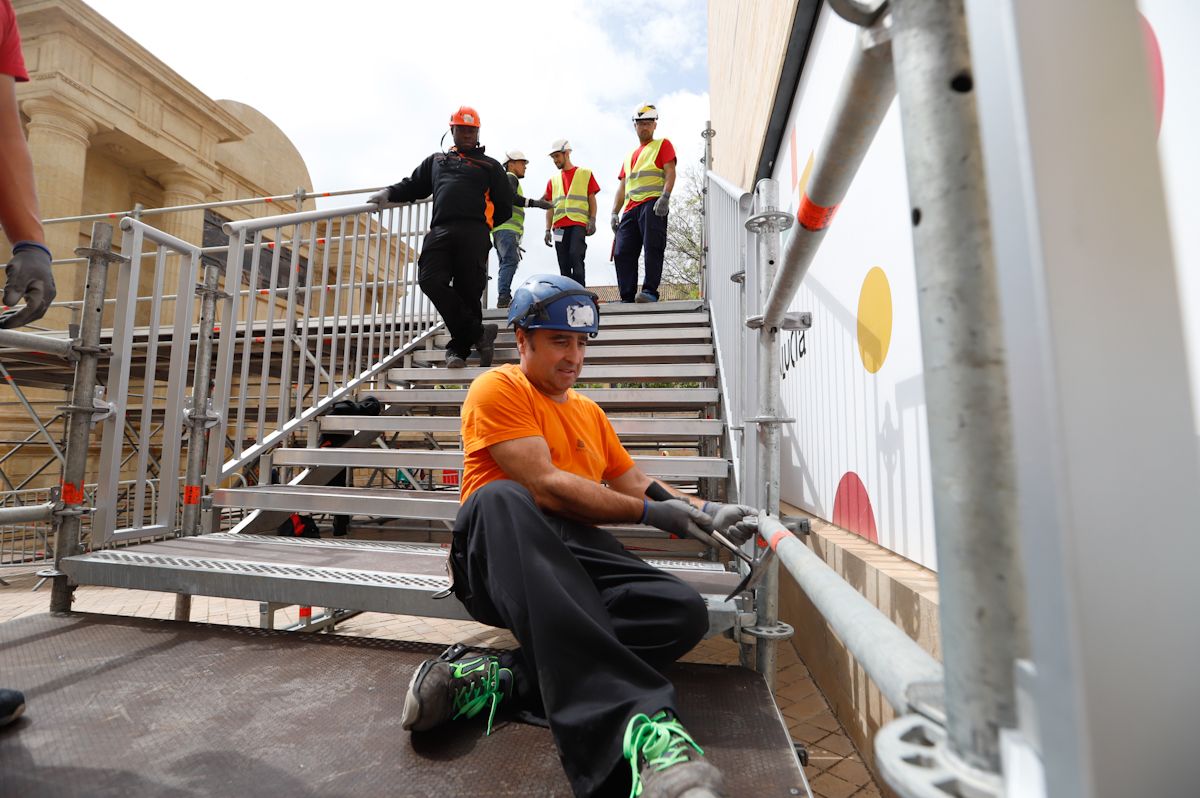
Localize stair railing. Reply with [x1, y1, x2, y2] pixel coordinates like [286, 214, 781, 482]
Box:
[203, 201, 438, 506]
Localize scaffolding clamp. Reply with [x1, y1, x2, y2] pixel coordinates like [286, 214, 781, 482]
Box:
[184, 397, 221, 430]
[745, 311, 811, 331]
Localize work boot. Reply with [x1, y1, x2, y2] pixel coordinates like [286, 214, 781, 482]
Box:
[401, 645, 513, 735]
[475, 323, 499, 368]
[0, 689, 25, 727]
[497, 294, 511, 309]
[444, 351, 467, 369]
[623, 710, 725, 798]
[635, 290, 658, 303]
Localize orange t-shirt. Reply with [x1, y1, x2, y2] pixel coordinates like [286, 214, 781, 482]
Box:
[460, 364, 635, 502]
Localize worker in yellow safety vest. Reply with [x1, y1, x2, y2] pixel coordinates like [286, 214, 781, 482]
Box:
[493, 150, 553, 308]
[541, 139, 600, 286]
[611, 104, 677, 303]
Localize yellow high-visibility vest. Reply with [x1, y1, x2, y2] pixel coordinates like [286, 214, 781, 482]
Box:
[622, 140, 666, 204]
[551, 168, 593, 225]
[494, 175, 524, 236]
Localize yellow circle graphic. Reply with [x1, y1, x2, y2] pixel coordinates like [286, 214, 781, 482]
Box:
[857, 267, 892, 374]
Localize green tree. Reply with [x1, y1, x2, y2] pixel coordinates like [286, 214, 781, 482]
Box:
[662, 165, 704, 298]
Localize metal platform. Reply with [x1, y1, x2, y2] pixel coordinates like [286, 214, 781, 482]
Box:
[0, 611, 804, 798]
[61, 534, 747, 637]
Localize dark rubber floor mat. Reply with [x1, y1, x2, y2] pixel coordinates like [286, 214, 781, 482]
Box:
[0, 612, 803, 797]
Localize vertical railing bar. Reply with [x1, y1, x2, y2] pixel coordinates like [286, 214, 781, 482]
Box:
[341, 213, 361, 387]
[312, 218, 333, 400]
[294, 220, 318, 421]
[156, 246, 199, 532]
[207, 226, 247, 495]
[256, 231, 285, 443]
[354, 213, 369, 381]
[131, 245, 169, 528]
[277, 223, 303, 423]
[234, 230, 264, 461]
[328, 216, 347, 390]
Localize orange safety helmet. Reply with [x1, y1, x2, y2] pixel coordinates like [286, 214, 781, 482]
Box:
[449, 106, 481, 128]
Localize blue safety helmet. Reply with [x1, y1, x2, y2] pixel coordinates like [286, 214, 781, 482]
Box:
[507, 274, 600, 338]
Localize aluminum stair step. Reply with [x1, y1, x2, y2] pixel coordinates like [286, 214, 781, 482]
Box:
[482, 299, 704, 319]
[60, 534, 745, 637]
[214, 484, 462, 519]
[410, 343, 714, 365]
[479, 312, 709, 329]
[370, 387, 719, 410]
[432, 327, 712, 347]
[319, 415, 726, 439]
[213, 485, 725, 521]
[388, 363, 716, 385]
[269, 448, 729, 479]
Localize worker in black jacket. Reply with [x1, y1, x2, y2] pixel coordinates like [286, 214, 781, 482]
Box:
[368, 106, 513, 368]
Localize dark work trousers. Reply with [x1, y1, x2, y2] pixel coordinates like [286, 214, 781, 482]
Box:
[449, 480, 709, 798]
[417, 221, 492, 359]
[554, 224, 588, 286]
[613, 202, 667, 302]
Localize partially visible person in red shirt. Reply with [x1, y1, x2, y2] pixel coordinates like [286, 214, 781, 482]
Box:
[0, 0, 56, 329]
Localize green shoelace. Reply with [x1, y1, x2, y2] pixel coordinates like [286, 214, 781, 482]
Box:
[449, 656, 511, 736]
[622, 710, 706, 798]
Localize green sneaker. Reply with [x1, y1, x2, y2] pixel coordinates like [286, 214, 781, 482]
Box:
[623, 710, 726, 798]
[401, 644, 512, 735]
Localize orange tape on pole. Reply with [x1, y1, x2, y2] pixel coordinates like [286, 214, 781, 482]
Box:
[796, 192, 839, 232]
[61, 481, 84, 505]
[769, 526, 792, 550]
[183, 485, 201, 505]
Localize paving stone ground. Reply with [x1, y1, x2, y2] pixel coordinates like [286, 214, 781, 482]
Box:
[0, 563, 880, 797]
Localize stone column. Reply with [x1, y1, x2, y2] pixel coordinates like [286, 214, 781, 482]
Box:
[21, 98, 97, 328]
[145, 166, 213, 325]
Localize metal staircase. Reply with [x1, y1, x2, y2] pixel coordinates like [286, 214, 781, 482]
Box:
[60, 299, 750, 636]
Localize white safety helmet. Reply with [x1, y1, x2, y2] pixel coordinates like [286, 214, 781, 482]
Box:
[504, 149, 529, 165]
[548, 139, 571, 155]
[632, 104, 659, 121]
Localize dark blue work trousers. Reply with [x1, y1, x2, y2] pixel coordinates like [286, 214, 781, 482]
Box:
[613, 201, 667, 302]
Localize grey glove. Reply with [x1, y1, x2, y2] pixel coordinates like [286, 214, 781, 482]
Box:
[366, 188, 399, 209]
[653, 192, 670, 217]
[610, 212, 620, 232]
[530, 198, 553, 211]
[703, 501, 760, 545]
[643, 499, 714, 541]
[0, 242, 56, 329]
[544, 229, 553, 248]
[585, 217, 597, 236]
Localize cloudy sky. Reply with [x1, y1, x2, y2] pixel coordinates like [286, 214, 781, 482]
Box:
[84, 0, 711, 300]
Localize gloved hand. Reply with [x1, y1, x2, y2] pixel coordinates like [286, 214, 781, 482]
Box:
[0, 242, 56, 329]
[643, 499, 713, 541]
[653, 191, 670, 217]
[366, 188, 399, 209]
[585, 217, 597, 236]
[544, 229, 553, 248]
[610, 212, 620, 232]
[530, 198, 553, 211]
[703, 502, 760, 545]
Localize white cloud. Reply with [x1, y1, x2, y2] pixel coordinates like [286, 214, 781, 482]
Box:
[82, 0, 709, 297]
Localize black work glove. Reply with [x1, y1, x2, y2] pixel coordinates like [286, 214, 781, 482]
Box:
[703, 501, 760, 545]
[0, 242, 56, 328]
[529, 198, 553, 211]
[610, 212, 620, 232]
[585, 217, 597, 236]
[543, 229, 553, 248]
[642, 499, 714, 542]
